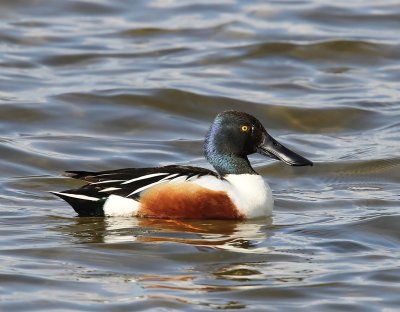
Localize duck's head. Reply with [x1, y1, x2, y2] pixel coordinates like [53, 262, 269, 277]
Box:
[204, 110, 313, 175]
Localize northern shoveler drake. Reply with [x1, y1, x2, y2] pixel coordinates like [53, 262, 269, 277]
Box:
[52, 110, 312, 219]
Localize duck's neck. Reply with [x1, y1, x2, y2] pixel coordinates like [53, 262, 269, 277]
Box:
[208, 154, 257, 176]
[204, 140, 257, 175]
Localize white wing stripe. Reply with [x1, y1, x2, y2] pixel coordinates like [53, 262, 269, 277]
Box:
[127, 179, 168, 197]
[121, 172, 169, 185]
[99, 187, 122, 192]
[52, 191, 99, 201]
[160, 173, 180, 181]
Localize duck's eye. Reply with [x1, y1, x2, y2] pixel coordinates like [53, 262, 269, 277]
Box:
[240, 125, 249, 132]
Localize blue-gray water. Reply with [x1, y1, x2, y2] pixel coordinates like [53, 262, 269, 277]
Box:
[1, 1, 400, 311]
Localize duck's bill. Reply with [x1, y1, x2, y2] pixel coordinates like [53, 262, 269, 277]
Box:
[257, 134, 313, 166]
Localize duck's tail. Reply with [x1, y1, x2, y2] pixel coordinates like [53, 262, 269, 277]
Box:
[50, 190, 105, 217]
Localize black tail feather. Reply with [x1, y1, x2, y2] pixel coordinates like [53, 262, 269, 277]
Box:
[51, 191, 105, 217]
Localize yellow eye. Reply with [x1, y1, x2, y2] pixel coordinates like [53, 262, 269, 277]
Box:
[241, 125, 249, 132]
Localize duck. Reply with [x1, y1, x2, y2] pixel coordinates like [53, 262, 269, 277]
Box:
[52, 110, 312, 219]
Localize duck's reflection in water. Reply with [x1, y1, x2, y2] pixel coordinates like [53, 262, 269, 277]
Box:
[67, 216, 273, 253]
[57, 216, 276, 306]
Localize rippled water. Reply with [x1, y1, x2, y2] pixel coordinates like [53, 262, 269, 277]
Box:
[1, 1, 400, 311]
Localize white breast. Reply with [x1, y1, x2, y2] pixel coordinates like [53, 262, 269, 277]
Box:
[192, 174, 273, 218]
[225, 174, 273, 218]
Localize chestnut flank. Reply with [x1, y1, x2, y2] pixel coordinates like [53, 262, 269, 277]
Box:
[137, 182, 243, 220]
